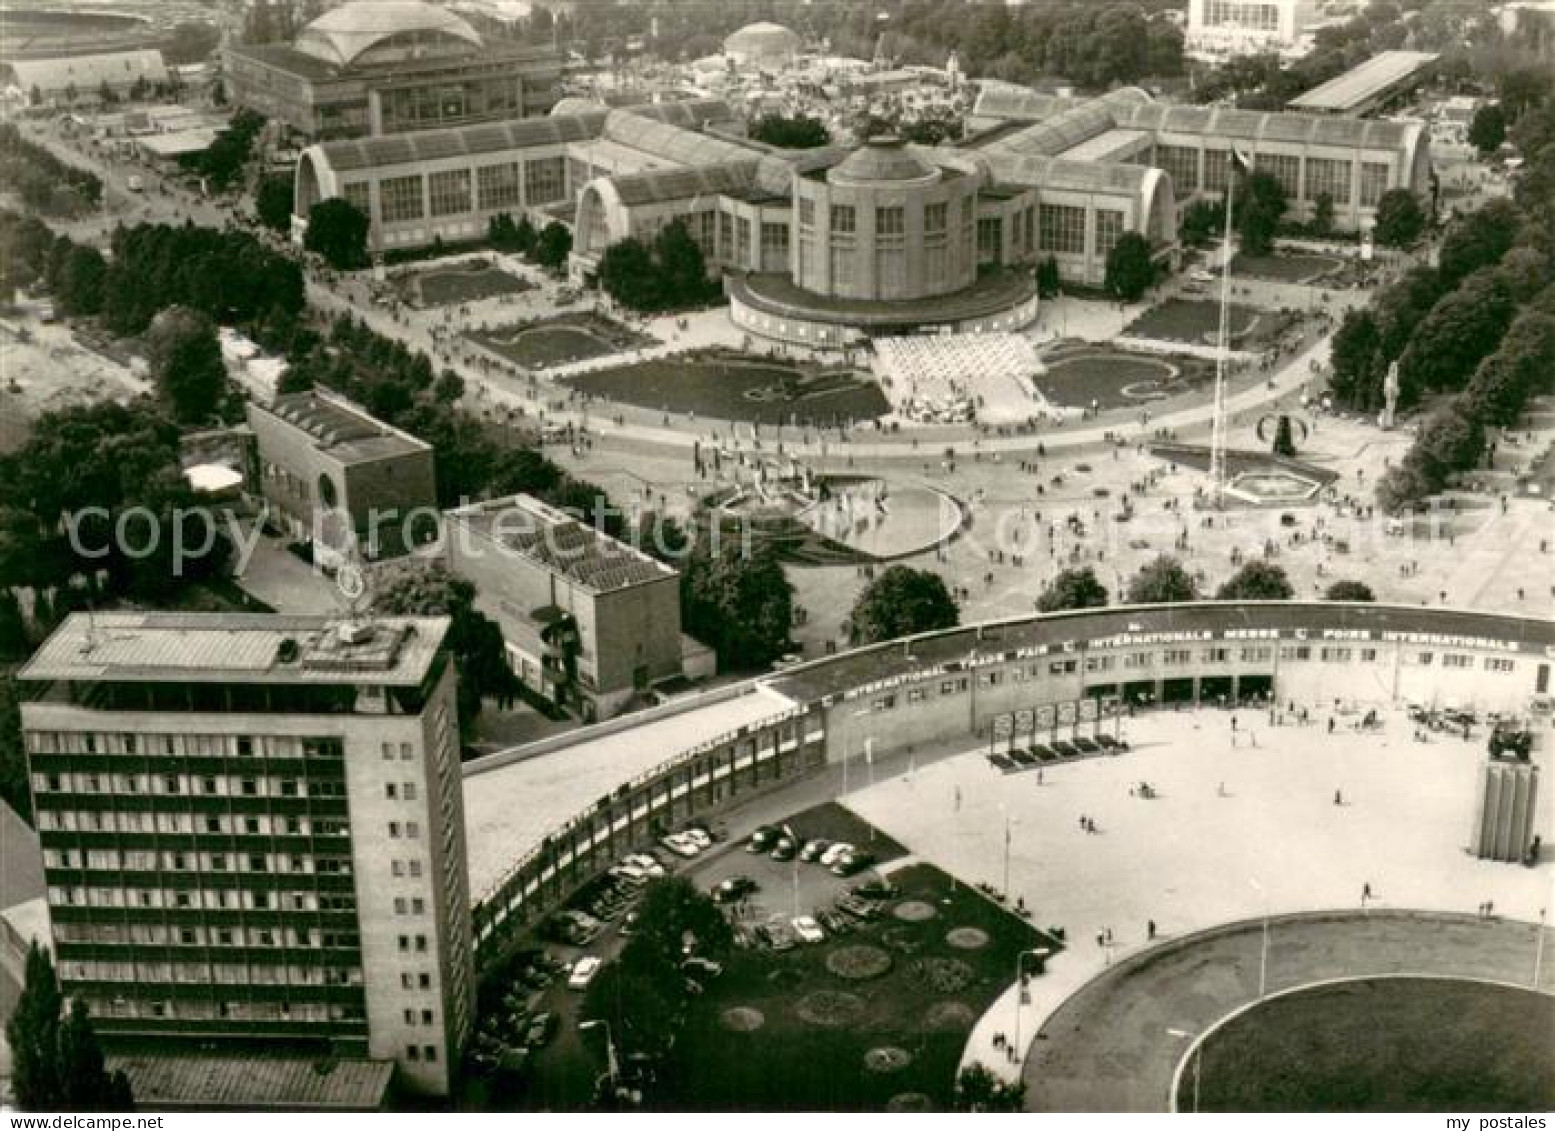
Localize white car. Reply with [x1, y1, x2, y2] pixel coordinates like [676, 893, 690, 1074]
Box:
[819, 842, 854, 868]
[623, 853, 666, 876]
[1190, 269, 1216, 284]
[791, 915, 826, 944]
[681, 828, 713, 849]
[567, 956, 602, 990]
[659, 833, 701, 857]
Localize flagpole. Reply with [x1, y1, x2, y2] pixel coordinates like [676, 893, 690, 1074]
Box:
[1210, 157, 1238, 508]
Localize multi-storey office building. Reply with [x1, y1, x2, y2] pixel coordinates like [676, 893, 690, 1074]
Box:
[1185, 0, 1321, 60]
[18, 612, 473, 1096]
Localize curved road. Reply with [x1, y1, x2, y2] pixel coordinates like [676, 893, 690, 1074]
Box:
[1022, 910, 1555, 1111]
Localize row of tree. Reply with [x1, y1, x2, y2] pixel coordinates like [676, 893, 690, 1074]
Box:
[1036, 558, 1376, 612]
[0, 124, 102, 217]
[184, 108, 265, 195]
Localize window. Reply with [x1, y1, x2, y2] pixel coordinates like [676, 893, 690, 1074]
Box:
[1359, 162, 1390, 207]
[424, 1046, 437, 1063]
[1260, 153, 1300, 199]
[523, 156, 566, 205]
[382, 742, 395, 761]
[1039, 204, 1085, 255]
[419, 973, 432, 989]
[403, 783, 417, 801]
[342, 181, 370, 216]
[395, 897, 407, 915]
[476, 162, 521, 210]
[1320, 647, 1351, 662]
[830, 204, 855, 234]
[415, 935, 428, 953]
[1203, 148, 1230, 194]
[798, 198, 814, 227]
[1280, 645, 1311, 661]
[875, 206, 904, 236]
[1485, 658, 1514, 672]
[386, 784, 398, 801]
[1156, 144, 1199, 194]
[421, 1009, 434, 1025]
[428, 169, 471, 217]
[236, 736, 252, 757]
[408, 860, 423, 878]
[205, 816, 221, 833]
[760, 221, 788, 262]
[1443, 654, 1472, 669]
[398, 935, 410, 952]
[1094, 209, 1126, 259]
[380, 175, 425, 224]
[977, 216, 1003, 261]
[406, 1045, 420, 1061]
[412, 898, 425, 915]
[406, 822, 420, 839]
[1304, 156, 1351, 204]
[392, 860, 405, 878]
[389, 822, 401, 838]
[924, 201, 947, 234]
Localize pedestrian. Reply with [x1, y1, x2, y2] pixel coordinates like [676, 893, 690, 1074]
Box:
[1486, 900, 1494, 918]
[1147, 919, 1156, 941]
[1333, 789, 1343, 806]
[1104, 927, 1113, 945]
[1328, 716, 1336, 734]
[1079, 814, 1086, 831]
[1096, 931, 1105, 948]
[1217, 781, 1226, 797]
[1036, 769, 1043, 786]
[1362, 882, 1372, 902]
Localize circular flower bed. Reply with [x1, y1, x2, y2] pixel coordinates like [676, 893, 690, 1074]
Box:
[912, 956, 975, 993]
[720, 1006, 765, 1032]
[893, 900, 938, 922]
[826, 944, 893, 981]
[864, 1046, 913, 1073]
[795, 990, 865, 1028]
[945, 926, 991, 950]
[924, 1001, 977, 1031]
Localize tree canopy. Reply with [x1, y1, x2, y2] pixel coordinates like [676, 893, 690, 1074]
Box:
[1104, 231, 1155, 302]
[1324, 580, 1376, 602]
[954, 1062, 1027, 1112]
[750, 113, 829, 149]
[1468, 103, 1507, 154]
[847, 565, 959, 645]
[535, 222, 573, 271]
[1372, 188, 1426, 249]
[1125, 555, 1199, 605]
[1215, 561, 1294, 600]
[1236, 170, 1286, 258]
[599, 220, 717, 312]
[304, 198, 370, 271]
[1035, 567, 1110, 613]
[681, 539, 793, 670]
[6, 942, 133, 1111]
[255, 172, 294, 232]
[146, 305, 227, 425]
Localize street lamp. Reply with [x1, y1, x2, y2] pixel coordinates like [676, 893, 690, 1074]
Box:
[999, 807, 1017, 896]
[1248, 877, 1269, 999]
[1011, 946, 1048, 1063]
[578, 1019, 619, 1099]
[1534, 906, 1548, 990]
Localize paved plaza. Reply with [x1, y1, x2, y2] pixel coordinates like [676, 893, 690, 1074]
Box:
[837, 706, 1554, 1091]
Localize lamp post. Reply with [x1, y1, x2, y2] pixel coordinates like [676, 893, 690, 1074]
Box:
[999, 808, 1017, 896]
[1011, 946, 1047, 1063]
[1248, 876, 1269, 999]
[1535, 906, 1548, 990]
[578, 1019, 619, 1101]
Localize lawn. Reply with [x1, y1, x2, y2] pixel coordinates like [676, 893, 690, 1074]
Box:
[662, 852, 1058, 1111]
[1183, 978, 1555, 1112]
[398, 260, 533, 307]
[1229, 253, 1342, 285]
[466, 313, 655, 369]
[1037, 348, 1204, 409]
[562, 351, 890, 427]
[1121, 299, 1264, 347]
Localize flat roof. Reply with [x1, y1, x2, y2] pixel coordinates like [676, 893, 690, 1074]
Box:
[1059, 127, 1149, 163]
[258, 390, 428, 464]
[109, 1053, 392, 1111]
[1289, 50, 1438, 112]
[19, 613, 451, 687]
[463, 685, 798, 899]
[766, 602, 1555, 703]
[447, 494, 676, 594]
[136, 128, 221, 158]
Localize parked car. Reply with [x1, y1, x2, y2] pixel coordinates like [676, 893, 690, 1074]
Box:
[746, 825, 779, 853]
[660, 832, 702, 857]
[791, 915, 826, 944]
[819, 842, 854, 868]
[523, 1012, 557, 1049]
[712, 875, 759, 903]
[831, 851, 876, 877]
[799, 838, 832, 862]
[622, 853, 666, 876]
[770, 835, 798, 862]
[567, 956, 602, 990]
[1190, 269, 1215, 283]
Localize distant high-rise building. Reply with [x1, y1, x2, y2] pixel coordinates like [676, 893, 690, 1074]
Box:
[19, 612, 473, 1096]
[1186, 0, 1322, 60]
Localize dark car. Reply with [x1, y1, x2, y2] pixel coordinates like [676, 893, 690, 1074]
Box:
[799, 838, 832, 862]
[746, 825, 779, 853]
[711, 875, 759, 903]
[831, 851, 876, 877]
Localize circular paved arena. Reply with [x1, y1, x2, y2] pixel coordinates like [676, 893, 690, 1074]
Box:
[1025, 913, 1554, 1111]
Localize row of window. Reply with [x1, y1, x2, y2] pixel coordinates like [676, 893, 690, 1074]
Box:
[64, 959, 359, 987]
[36, 808, 342, 837]
[376, 157, 568, 225]
[77, 996, 361, 1024]
[26, 732, 343, 759]
[34, 770, 347, 801]
[59, 921, 355, 951]
[49, 884, 351, 912]
[45, 847, 349, 875]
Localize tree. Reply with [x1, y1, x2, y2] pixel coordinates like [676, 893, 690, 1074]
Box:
[1125, 555, 1199, 605]
[255, 172, 294, 232]
[654, 219, 713, 306]
[374, 566, 520, 728]
[847, 565, 959, 645]
[1104, 231, 1154, 302]
[1179, 198, 1222, 249]
[54, 244, 106, 316]
[1465, 308, 1555, 426]
[1396, 267, 1516, 403]
[1035, 255, 1061, 298]
[6, 942, 133, 1111]
[1372, 188, 1426, 250]
[681, 540, 792, 669]
[1498, 66, 1554, 123]
[598, 237, 659, 311]
[1216, 560, 1294, 600]
[1236, 170, 1286, 258]
[1324, 580, 1375, 602]
[0, 677, 30, 824]
[953, 1062, 1026, 1112]
[1271, 414, 1296, 457]
[1035, 567, 1109, 613]
[304, 198, 370, 270]
[1437, 199, 1519, 289]
[535, 221, 572, 271]
[1468, 104, 1508, 155]
[1310, 191, 1335, 238]
[1328, 309, 1383, 411]
[623, 876, 734, 971]
[749, 113, 829, 149]
[146, 305, 226, 425]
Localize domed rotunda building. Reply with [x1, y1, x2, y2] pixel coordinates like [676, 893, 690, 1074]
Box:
[723, 21, 803, 65]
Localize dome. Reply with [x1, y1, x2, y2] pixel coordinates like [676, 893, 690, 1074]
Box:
[723, 21, 801, 62]
[827, 136, 939, 187]
[294, 0, 483, 67]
